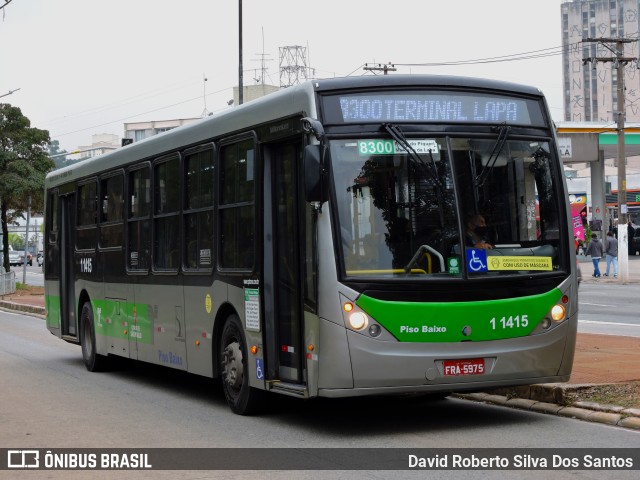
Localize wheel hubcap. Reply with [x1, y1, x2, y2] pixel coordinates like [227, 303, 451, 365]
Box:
[222, 341, 244, 390]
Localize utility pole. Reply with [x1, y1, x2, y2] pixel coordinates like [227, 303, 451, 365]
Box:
[22, 196, 31, 285]
[238, 0, 243, 105]
[363, 63, 396, 75]
[582, 37, 637, 282]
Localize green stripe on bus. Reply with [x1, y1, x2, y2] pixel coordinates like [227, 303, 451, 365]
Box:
[356, 289, 562, 342]
[45, 295, 60, 328]
[92, 299, 153, 344]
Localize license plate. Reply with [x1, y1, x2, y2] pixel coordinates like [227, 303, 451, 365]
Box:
[442, 358, 485, 376]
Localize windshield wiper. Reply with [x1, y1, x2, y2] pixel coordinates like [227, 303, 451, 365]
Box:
[382, 123, 443, 190]
[383, 123, 446, 228]
[474, 123, 511, 188]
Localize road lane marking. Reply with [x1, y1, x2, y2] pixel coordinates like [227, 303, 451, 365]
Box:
[579, 319, 640, 328]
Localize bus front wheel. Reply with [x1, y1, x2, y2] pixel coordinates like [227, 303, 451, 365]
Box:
[80, 302, 108, 372]
[219, 315, 263, 415]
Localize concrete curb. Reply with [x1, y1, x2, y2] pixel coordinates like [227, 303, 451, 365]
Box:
[0, 300, 47, 317]
[0, 300, 45, 317]
[455, 387, 640, 430]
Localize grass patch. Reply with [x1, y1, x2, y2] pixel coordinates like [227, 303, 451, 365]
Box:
[566, 382, 640, 410]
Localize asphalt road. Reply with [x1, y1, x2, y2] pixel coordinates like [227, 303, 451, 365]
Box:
[1, 310, 639, 479]
[578, 283, 640, 337]
[8, 263, 43, 287]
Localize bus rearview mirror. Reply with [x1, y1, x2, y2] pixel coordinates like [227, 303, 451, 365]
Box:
[303, 144, 327, 204]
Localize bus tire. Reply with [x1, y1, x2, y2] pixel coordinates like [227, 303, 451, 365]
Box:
[219, 314, 263, 415]
[80, 302, 108, 372]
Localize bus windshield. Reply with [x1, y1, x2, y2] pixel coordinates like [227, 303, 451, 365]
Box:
[331, 136, 564, 279]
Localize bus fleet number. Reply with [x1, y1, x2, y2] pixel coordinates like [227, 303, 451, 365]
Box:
[80, 257, 93, 273]
[489, 315, 528, 330]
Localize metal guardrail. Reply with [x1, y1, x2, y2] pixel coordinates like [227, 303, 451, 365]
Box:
[1, 268, 16, 295]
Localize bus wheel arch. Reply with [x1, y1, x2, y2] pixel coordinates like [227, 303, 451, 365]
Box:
[217, 311, 264, 415]
[211, 302, 238, 378]
[79, 296, 108, 372]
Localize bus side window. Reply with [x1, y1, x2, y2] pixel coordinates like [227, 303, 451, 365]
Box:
[77, 180, 98, 250]
[219, 138, 255, 270]
[127, 166, 151, 271]
[184, 144, 215, 270]
[100, 174, 124, 248]
[153, 155, 181, 271]
[48, 191, 59, 244]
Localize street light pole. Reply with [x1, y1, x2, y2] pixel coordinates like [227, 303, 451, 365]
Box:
[238, 0, 244, 105]
[0, 88, 20, 99]
[22, 195, 31, 285]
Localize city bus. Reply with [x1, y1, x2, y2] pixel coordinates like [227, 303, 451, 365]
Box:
[44, 75, 578, 414]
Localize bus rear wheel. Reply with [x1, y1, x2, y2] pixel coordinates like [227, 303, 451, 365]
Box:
[80, 302, 108, 372]
[219, 315, 263, 415]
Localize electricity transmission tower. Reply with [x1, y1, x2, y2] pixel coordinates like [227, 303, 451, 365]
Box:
[279, 45, 310, 88]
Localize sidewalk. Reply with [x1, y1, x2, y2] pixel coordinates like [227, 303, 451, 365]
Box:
[578, 252, 640, 283]
[0, 290, 45, 316]
[1, 279, 639, 429]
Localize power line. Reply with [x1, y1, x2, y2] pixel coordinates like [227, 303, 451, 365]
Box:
[41, 78, 201, 127]
[50, 42, 586, 142]
[52, 86, 231, 139]
[394, 43, 577, 68]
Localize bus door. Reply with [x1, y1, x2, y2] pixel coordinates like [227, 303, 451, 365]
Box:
[59, 193, 77, 339]
[264, 140, 305, 385]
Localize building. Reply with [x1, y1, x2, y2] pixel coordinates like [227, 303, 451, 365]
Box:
[561, 0, 640, 226]
[123, 118, 201, 144]
[69, 133, 120, 162]
[232, 84, 280, 106]
[562, 0, 640, 123]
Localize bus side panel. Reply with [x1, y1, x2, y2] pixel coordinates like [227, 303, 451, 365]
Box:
[317, 318, 354, 389]
[100, 248, 130, 359]
[183, 278, 227, 378]
[227, 283, 263, 389]
[45, 284, 61, 333]
[132, 282, 187, 371]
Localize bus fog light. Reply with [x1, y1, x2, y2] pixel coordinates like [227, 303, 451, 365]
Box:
[540, 318, 551, 329]
[551, 304, 565, 322]
[349, 312, 368, 330]
[368, 324, 381, 337]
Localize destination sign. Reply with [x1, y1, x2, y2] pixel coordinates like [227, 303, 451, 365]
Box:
[323, 91, 543, 126]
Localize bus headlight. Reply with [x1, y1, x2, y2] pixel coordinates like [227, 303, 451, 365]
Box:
[551, 304, 566, 322]
[348, 312, 368, 331]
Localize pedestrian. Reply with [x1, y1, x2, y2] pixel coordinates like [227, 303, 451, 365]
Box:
[603, 230, 618, 278]
[584, 233, 603, 278]
[574, 236, 580, 255]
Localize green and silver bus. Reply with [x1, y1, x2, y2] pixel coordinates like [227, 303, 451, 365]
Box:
[44, 75, 578, 414]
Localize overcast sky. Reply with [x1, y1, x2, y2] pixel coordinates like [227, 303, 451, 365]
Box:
[1, 0, 566, 151]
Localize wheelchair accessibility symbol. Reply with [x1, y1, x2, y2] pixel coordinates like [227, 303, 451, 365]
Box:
[466, 249, 488, 272]
[256, 358, 264, 380]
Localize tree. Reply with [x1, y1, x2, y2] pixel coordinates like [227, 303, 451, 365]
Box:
[48, 139, 70, 169]
[0, 103, 54, 271]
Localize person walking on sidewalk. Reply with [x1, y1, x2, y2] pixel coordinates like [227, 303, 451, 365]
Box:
[604, 230, 618, 278]
[584, 233, 603, 278]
